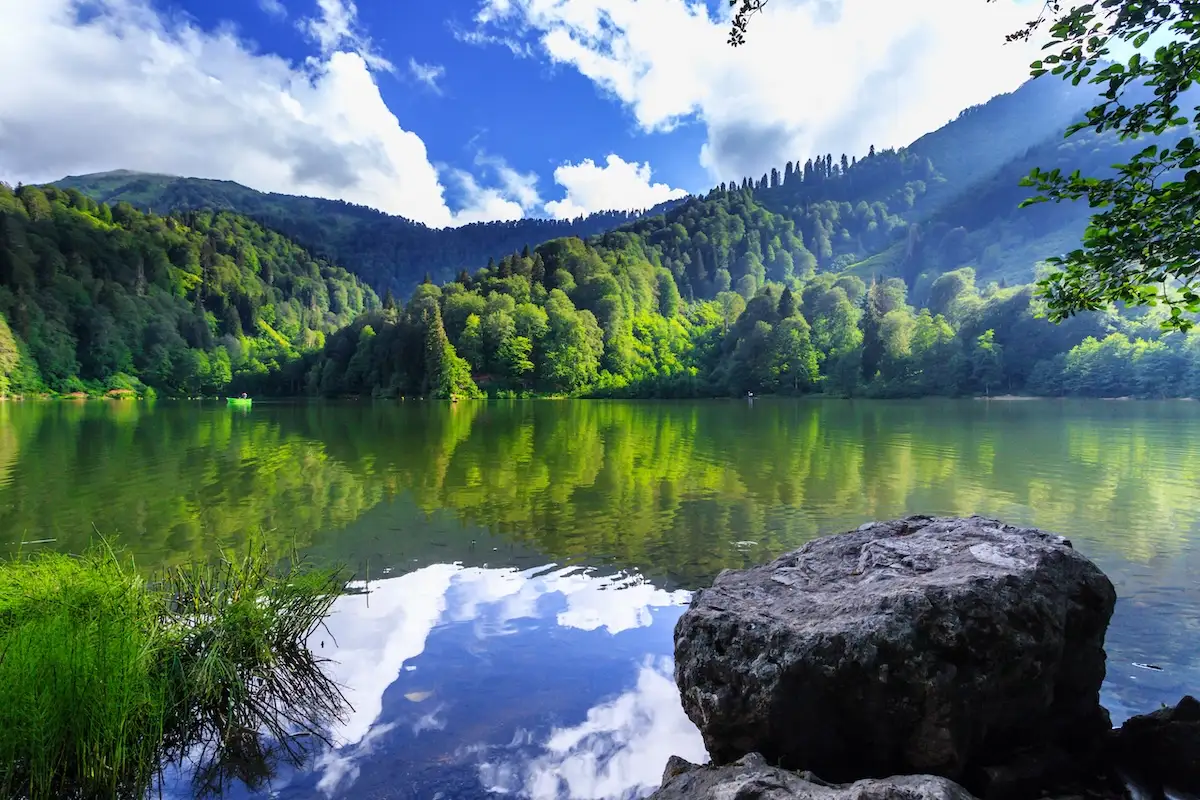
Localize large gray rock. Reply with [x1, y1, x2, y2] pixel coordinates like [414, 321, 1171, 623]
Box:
[648, 753, 978, 800]
[674, 515, 1116, 789]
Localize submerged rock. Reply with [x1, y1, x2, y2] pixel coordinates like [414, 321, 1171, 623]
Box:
[648, 753, 977, 800]
[673, 515, 1116, 789]
[1110, 695, 1200, 796]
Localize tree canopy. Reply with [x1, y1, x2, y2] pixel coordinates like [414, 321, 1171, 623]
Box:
[0, 183, 376, 397]
[1000, 0, 1200, 330]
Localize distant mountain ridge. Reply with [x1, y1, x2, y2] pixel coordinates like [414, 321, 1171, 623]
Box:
[53, 170, 685, 295]
[50, 75, 1128, 299]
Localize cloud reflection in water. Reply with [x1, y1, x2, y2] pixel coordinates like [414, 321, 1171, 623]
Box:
[301, 561, 705, 799]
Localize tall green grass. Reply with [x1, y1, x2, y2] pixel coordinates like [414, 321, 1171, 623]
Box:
[0, 541, 348, 800]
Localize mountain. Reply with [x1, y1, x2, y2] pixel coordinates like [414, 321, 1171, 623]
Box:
[0, 183, 376, 396]
[255, 76, 1200, 402]
[52, 77, 1114, 306]
[22, 75, 1200, 401]
[53, 170, 684, 296]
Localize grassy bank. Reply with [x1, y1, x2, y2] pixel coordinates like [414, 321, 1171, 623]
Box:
[0, 542, 348, 799]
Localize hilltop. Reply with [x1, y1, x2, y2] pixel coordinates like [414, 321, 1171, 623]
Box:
[54, 171, 683, 296]
[10, 75, 1197, 401]
[0, 183, 375, 396]
[52, 76, 1120, 301]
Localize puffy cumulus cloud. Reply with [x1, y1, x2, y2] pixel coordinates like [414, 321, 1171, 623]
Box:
[0, 0, 514, 227]
[408, 58, 446, 93]
[471, 0, 1043, 181]
[544, 154, 687, 219]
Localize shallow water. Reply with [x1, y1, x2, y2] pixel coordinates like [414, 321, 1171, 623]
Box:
[2, 399, 1198, 798]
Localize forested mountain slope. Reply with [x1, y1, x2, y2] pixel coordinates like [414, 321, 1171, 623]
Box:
[54, 170, 683, 295]
[258, 219, 1200, 403]
[52, 77, 1166, 309]
[616, 118, 1173, 305]
[0, 183, 376, 396]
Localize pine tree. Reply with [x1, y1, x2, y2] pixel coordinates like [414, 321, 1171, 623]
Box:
[778, 286, 797, 318]
[383, 289, 397, 311]
[841, 154, 850, 173]
[691, 247, 708, 286]
[531, 252, 547, 286]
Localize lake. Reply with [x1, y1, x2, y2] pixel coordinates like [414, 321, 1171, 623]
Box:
[2, 399, 1198, 799]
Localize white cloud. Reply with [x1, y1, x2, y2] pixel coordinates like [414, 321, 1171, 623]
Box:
[479, 657, 708, 800]
[301, 0, 392, 72]
[448, 167, 529, 224]
[449, 22, 534, 58]
[476, 151, 543, 209]
[408, 58, 446, 93]
[544, 154, 687, 219]
[443, 150, 545, 225]
[258, 0, 287, 19]
[471, 0, 1044, 182]
[307, 562, 693, 796]
[0, 0, 519, 227]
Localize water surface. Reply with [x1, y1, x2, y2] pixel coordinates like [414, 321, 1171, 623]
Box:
[2, 399, 1197, 798]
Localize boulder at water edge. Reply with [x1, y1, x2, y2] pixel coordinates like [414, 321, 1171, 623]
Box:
[673, 515, 1116, 789]
[1110, 695, 1200, 796]
[649, 753, 977, 800]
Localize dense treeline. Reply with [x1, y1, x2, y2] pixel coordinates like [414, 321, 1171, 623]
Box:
[56, 171, 683, 295]
[250, 222, 1200, 401]
[30, 75, 1199, 401]
[0, 182, 376, 397]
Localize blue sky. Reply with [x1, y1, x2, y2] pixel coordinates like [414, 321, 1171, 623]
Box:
[0, 0, 1052, 227]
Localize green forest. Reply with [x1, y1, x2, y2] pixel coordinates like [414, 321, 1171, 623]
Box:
[4, 76, 1198, 401]
[55, 170, 682, 295]
[0, 183, 375, 397]
[264, 217, 1198, 401]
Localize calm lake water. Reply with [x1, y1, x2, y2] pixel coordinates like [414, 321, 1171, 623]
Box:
[2, 399, 1199, 798]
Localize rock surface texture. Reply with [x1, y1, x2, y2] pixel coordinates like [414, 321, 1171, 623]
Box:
[648, 753, 978, 800]
[1110, 695, 1200, 796]
[673, 515, 1117, 791]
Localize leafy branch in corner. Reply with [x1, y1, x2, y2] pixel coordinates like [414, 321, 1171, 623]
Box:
[991, 0, 1200, 330]
[728, 0, 770, 46]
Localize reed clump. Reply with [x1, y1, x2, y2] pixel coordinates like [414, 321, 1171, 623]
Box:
[0, 540, 349, 800]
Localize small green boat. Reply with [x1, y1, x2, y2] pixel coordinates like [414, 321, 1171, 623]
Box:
[227, 397, 253, 408]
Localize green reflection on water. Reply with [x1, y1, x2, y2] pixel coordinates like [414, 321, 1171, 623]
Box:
[1, 399, 1198, 586]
